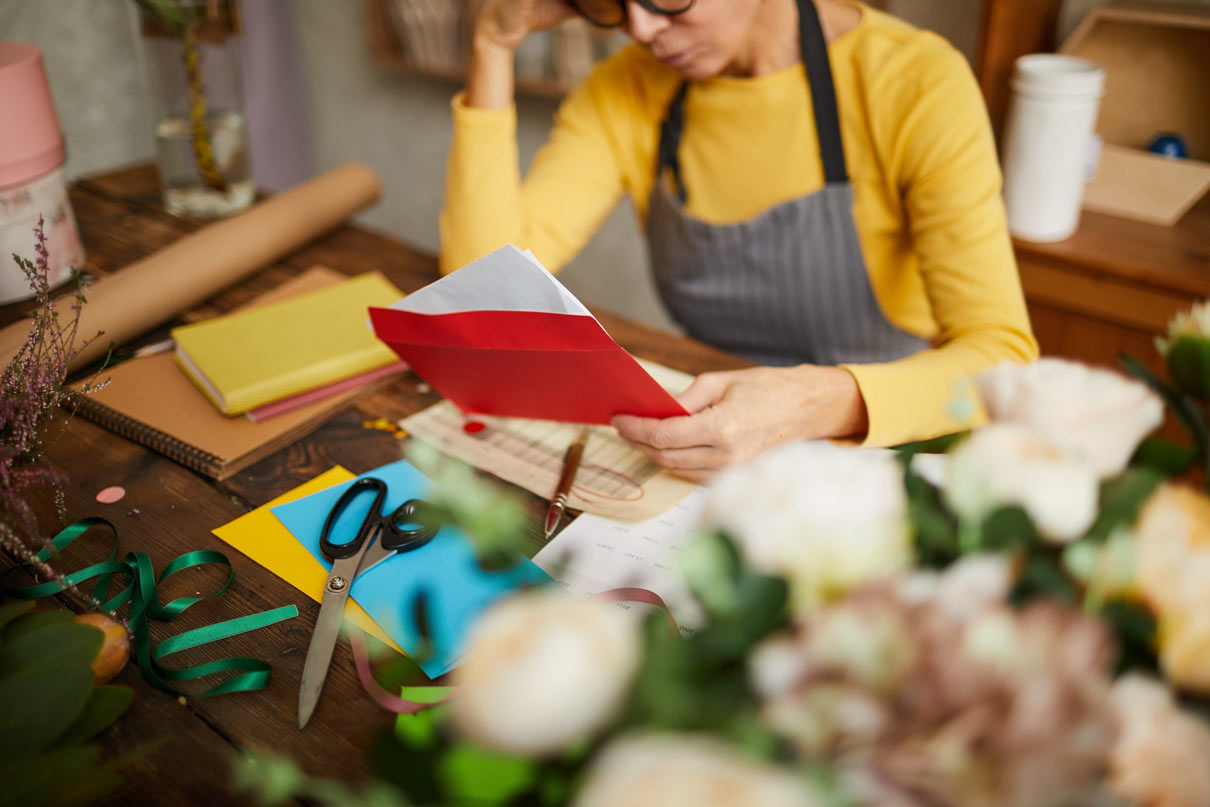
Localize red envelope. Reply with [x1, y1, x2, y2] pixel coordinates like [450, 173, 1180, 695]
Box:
[367, 246, 687, 424]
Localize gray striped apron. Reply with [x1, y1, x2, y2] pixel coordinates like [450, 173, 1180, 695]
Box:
[646, 0, 927, 367]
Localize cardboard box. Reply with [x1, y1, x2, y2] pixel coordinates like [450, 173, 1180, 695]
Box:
[1061, 2, 1210, 225]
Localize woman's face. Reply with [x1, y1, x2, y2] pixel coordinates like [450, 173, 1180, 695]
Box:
[621, 0, 765, 80]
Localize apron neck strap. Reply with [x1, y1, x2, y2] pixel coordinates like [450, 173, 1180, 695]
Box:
[655, 0, 850, 204]
[798, 0, 849, 184]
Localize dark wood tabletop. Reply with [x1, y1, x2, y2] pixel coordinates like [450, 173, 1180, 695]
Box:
[0, 164, 747, 806]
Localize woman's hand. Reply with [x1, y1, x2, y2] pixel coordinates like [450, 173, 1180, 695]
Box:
[474, 0, 577, 52]
[467, 0, 577, 108]
[611, 365, 869, 484]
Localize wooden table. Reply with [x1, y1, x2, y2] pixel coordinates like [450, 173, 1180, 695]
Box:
[0, 164, 747, 806]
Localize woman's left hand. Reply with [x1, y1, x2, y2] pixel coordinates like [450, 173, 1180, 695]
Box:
[611, 365, 868, 484]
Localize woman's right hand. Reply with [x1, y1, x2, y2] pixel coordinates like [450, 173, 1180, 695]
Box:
[474, 0, 578, 52]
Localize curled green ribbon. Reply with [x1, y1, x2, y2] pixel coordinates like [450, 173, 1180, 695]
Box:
[3, 517, 298, 697]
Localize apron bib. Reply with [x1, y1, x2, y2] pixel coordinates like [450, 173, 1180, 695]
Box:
[645, 0, 927, 367]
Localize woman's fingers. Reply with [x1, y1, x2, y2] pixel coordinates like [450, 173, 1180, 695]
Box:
[675, 372, 733, 414]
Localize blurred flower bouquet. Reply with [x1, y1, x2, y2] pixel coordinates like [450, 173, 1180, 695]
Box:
[241, 307, 1210, 807]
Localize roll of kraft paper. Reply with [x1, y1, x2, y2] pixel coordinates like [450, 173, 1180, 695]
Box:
[0, 161, 382, 373]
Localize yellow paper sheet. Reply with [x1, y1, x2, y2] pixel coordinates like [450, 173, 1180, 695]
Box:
[211, 466, 403, 653]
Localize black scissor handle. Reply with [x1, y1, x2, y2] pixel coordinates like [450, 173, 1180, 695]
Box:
[380, 498, 441, 553]
[320, 477, 388, 560]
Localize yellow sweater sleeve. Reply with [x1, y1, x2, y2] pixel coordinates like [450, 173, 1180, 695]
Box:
[843, 37, 1038, 447]
[439, 67, 630, 275]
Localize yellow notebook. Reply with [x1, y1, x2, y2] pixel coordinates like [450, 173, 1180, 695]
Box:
[171, 272, 404, 415]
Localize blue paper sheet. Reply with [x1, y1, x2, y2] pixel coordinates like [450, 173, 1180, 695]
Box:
[271, 460, 552, 677]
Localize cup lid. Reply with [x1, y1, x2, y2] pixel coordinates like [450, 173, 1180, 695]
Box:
[1011, 54, 1105, 100]
[0, 42, 65, 189]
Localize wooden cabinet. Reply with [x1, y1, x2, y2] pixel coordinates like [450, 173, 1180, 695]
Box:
[1014, 194, 1210, 374]
[978, 0, 1210, 372]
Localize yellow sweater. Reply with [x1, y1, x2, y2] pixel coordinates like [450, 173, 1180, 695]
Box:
[440, 4, 1038, 447]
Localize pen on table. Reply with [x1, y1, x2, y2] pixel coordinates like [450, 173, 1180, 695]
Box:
[544, 426, 590, 540]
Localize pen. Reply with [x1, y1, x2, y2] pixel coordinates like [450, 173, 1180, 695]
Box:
[544, 426, 590, 540]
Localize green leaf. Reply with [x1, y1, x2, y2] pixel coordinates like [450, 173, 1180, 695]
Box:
[893, 431, 968, 455]
[50, 685, 134, 748]
[1166, 335, 1210, 400]
[0, 663, 95, 759]
[1120, 353, 1209, 449]
[682, 531, 744, 618]
[0, 622, 103, 678]
[980, 506, 1038, 552]
[393, 686, 453, 749]
[1085, 468, 1164, 543]
[439, 743, 536, 804]
[371, 727, 442, 805]
[0, 609, 73, 645]
[900, 457, 959, 567]
[0, 744, 98, 807]
[0, 601, 34, 636]
[1131, 435, 1198, 476]
[1012, 554, 1079, 606]
[1103, 600, 1159, 676]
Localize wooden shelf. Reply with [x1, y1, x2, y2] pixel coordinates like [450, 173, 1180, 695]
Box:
[364, 0, 603, 98]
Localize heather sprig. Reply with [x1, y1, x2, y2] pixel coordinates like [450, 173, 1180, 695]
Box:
[0, 216, 107, 597]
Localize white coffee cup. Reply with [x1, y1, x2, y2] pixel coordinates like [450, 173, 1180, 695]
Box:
[1001, 54, 1105, 243]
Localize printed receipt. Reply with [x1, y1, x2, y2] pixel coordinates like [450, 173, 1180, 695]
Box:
[533, 488, 710, 632]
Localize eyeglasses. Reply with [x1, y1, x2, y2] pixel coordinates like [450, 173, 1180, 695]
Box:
[570, 0, 696, 29]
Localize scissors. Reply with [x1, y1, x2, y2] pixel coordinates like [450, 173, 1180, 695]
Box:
[298, 476, 441, 729]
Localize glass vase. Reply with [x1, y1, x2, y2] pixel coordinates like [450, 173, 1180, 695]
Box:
[134, 0, 254, 218]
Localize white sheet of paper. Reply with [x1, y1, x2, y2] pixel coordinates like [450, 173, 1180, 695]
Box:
[533, 488, 710, 632]
[389, 244, 592, 317]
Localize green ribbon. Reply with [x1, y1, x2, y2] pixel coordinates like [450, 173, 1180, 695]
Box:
[3, 517, 298, 697]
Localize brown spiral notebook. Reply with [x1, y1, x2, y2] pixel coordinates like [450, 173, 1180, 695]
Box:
[72, 267, 403, 480]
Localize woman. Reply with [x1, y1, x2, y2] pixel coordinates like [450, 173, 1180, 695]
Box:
[441, 0, 1038, 482]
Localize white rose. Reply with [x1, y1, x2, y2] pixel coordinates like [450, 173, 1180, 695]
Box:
[700, 441, 911, 609]
[449, 589, 640, 755]
[945, 424, 1100, 543]
[975, 358, 1162, 478]
[571, 734, 822, 807]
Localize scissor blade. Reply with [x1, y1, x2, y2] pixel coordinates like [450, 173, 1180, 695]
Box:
[298, 566, 355, 729]
[355, 540, 395, 577]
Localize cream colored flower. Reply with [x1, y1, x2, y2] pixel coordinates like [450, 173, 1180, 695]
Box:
[944, 424, 1100, 543]
[1165, 300, 1210, 344]
[1135, 485, 1210, 693]
[571, 734, 822, 807]
[976, 358, 1162, 478]
[449, 589, 640, 755]
[1108, 675, 1210, 807]
[700, 441, 911, 610]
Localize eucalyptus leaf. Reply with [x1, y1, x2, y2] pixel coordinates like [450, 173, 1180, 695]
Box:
[50, 685, 134, 748]
[0, 663, 94, 759]
[0, 744, 98, 807]
[0, 622, 103, 677]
